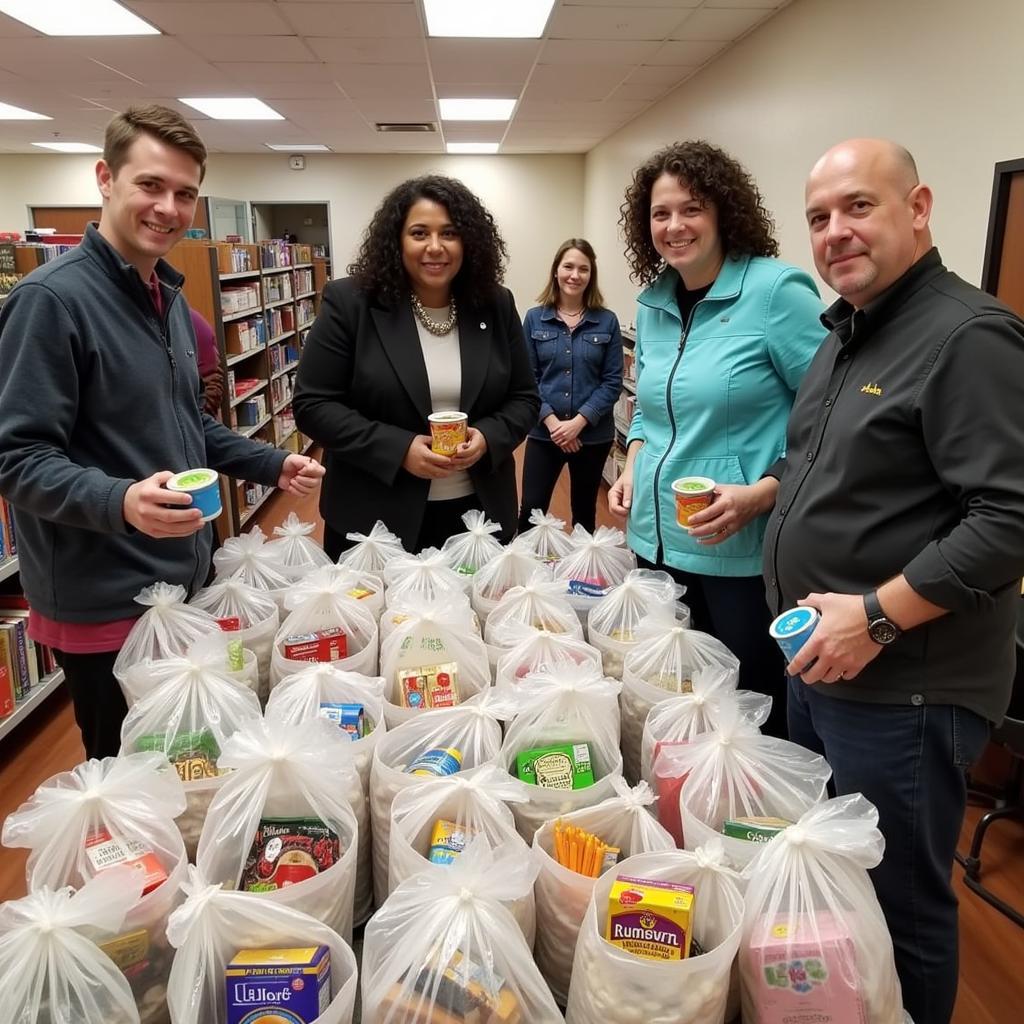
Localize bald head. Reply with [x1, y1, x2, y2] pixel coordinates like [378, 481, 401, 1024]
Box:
[804, 138, 933, 308]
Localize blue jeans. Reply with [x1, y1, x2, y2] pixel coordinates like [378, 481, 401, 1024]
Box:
[788, 677, 989, 1024]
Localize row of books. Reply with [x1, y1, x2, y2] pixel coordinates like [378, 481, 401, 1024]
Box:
[0, 603, 58, 719]
[0, 496, 16, 560]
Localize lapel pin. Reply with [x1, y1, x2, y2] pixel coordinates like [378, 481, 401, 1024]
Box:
[480, 322, 486, 329]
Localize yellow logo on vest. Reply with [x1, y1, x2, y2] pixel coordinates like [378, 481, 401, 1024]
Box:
[860, 382, 883, 396]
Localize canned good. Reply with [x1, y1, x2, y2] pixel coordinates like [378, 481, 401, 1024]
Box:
[769, 606, 820, 663]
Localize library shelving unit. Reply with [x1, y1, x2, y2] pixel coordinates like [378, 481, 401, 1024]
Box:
[604, 327, 636, 488]
[166, 238, 328, 536]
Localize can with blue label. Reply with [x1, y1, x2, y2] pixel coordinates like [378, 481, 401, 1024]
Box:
[769, 606, 820, 663]
[166, 467, 222, 521]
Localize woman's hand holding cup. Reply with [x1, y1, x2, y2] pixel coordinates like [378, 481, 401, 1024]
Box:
[402, 435, 457, 479]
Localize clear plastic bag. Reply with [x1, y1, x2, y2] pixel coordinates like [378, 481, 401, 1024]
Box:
[552, 525, 638, 623]
[378, 601, 492, 726]
[532, 778, 676, 1003]
[387, 764, 535, 944]
[212, 525, 293, 611]
[470, 540, 546, 625]
[266, 510, 333, 578]
[483, 572, 580, 655]
[369, 699, 504, 908]
[585, 569, 688, 679]
[270, 569, 380, 687]
[620, 622, 740, 784]
[184, 632, 261, 702]
[307, 563, 386, 621]
[440, 509, 505, 577]
[338, 519, 406, 577]
[166, 865, 358, 1024]
[385, 547, 471, 609]
[739, 795, 904, 1024]
[493, 621, 603, 692]
[657, 703, 832, 867]
[2, 753, 187, 1024]
[517, 508, 576, 566]
[566, 842, 745, 1024]
[113, 583, 220, 693]
[0, 870, 145, 1024]
[119, 651, 263, 860]
[641, 677, 771, 845]
[499, 663, 624, 842]
[188, 578, 280, 702]
[195, 717, 360, 943]
[264, 665, 387, 926]
[361, 840, 563, 1024]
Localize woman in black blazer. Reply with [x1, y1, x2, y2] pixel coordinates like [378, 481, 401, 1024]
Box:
[293, 175, 540, 556]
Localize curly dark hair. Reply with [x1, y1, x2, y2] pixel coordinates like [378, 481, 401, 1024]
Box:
[347, 174, 508, 306]
[619, 140, 779, 286]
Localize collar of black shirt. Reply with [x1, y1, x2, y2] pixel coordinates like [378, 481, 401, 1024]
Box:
[820, 246, 944, 348]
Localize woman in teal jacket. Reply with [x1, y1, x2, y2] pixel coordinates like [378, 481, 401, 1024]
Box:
[609, 140, 826, 736]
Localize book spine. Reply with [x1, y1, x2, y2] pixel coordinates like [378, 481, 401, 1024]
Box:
[0, 629, 15, 715]
[7, 619, 30, 696]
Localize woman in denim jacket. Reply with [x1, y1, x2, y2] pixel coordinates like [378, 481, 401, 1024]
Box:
[518, 239, 624, 533]
[608, 142, 826, 737]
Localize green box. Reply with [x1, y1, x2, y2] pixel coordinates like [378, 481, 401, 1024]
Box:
[515, 741, 595, 790]
[722, 816, 791, 842]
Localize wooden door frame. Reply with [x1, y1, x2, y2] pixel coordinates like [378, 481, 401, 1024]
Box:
[981, 157, 1024, 297]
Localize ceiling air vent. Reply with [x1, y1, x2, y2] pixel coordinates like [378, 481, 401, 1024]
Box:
[375, 122, 437, 133]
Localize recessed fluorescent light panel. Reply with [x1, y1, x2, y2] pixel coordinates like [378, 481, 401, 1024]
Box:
[0, 101, 51, 120]
[265, 144, 331, 152]
[0, 0, 159, 36]
[447, 143, 500, 154]
[439, 98, 516, 122]
[179, 98, 283, 121]
[32, 142, 102, 153]
[424, 0, 555, 38]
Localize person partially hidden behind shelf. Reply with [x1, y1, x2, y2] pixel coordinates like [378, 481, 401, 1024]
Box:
[0, 105, 325, 759]
[766, 138, 1024, 1024]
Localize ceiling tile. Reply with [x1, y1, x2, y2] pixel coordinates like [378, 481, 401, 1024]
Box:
[127, 3, 293, 35]
[305, 36, 420, 64]
[277, 2, 422, 36]
[524, 63, 634, 102]
[213, 61, 338, 83]
[703, 1, 784, 8]
[646, 39, 729, 66]
[181, 35, 314, 63]
[670, 7, 773, 40]
[624, 63, 700, 86]
[441, 123, 506, 143]
[538, 38, 661, 65]
[559, 1, 701, 8]
[547, 5, 692, 41]
[330, 63, 433, 100]
[351, 98, 437, 122]
[428, 38, 540, 85]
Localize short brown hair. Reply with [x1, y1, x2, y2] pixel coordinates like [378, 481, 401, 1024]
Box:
[535, 238, 606, 310]
[104, 105, 207, 182]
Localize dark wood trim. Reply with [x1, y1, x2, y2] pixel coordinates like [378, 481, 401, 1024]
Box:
[981, 158, 1024, 297]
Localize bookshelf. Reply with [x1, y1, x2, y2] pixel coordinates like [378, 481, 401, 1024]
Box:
[166, 238, 327, 534]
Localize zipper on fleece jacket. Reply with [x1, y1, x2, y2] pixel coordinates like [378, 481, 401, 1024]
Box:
[649, 300, 706, 563]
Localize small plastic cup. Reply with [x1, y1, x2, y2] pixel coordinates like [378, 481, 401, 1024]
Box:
[672, 476, 715, 527]
[166, 468, 222, 522]
[769, 606, 820, 663]
[428, 411, 468, 455]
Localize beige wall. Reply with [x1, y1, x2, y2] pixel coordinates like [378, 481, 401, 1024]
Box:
[583, 0, 1024, 322]
[0, 152, 585, 313]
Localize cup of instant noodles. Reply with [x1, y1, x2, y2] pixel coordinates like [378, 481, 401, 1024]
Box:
[672, 476, 715, 527]
[166, 467, 222, 521]
[428, 411, 468, 455]
[769, 605, 820, 663]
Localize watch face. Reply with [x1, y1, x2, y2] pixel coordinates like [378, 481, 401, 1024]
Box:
[869, 619, 900, 645]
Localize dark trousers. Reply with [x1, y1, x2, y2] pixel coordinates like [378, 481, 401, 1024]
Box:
[517, 437, 612, 535]
[636, 555, 788, 738]
[55, 648, 128, 760]
[324, 494, 482, 560]
[788, 677, 990, 1024]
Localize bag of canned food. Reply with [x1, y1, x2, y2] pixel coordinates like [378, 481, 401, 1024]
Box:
[471, 539, 546, 625]
[213, 525, 294, 611]
[265, 510, 333, 578]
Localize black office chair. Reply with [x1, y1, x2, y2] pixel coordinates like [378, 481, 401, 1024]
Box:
[958, 595, 1024, 928]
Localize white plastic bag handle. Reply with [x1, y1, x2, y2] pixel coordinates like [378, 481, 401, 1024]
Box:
[273, 511, 316, 538]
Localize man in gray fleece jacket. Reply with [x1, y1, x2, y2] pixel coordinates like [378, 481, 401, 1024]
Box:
[0, 105, 324, 757]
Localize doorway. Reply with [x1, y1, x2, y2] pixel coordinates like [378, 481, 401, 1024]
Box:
[250, 201, 332, 261]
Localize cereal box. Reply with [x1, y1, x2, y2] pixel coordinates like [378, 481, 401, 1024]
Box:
[606, 875, 695, 960]
[398, 662, 460, 709]
[515, 741, 595, 790]
[226, 945, 331, 1024]
[747, 911, 867, 1024]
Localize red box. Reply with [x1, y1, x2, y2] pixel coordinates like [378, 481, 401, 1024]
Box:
[283, 626, 348, 663]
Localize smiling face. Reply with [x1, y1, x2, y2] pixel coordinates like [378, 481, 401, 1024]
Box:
[649, 172, 725, 289]
[401, 197, 464, 306]
[555, 247, 592, 307]
[805, 140, 933, 308]
[95, 131, 201, 279]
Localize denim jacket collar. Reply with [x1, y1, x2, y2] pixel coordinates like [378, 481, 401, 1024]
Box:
[538, 304, 601, 328]
[637, 252, 752, 315]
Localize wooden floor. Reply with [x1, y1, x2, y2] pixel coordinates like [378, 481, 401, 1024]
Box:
[0, 455, 1021, 1022]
